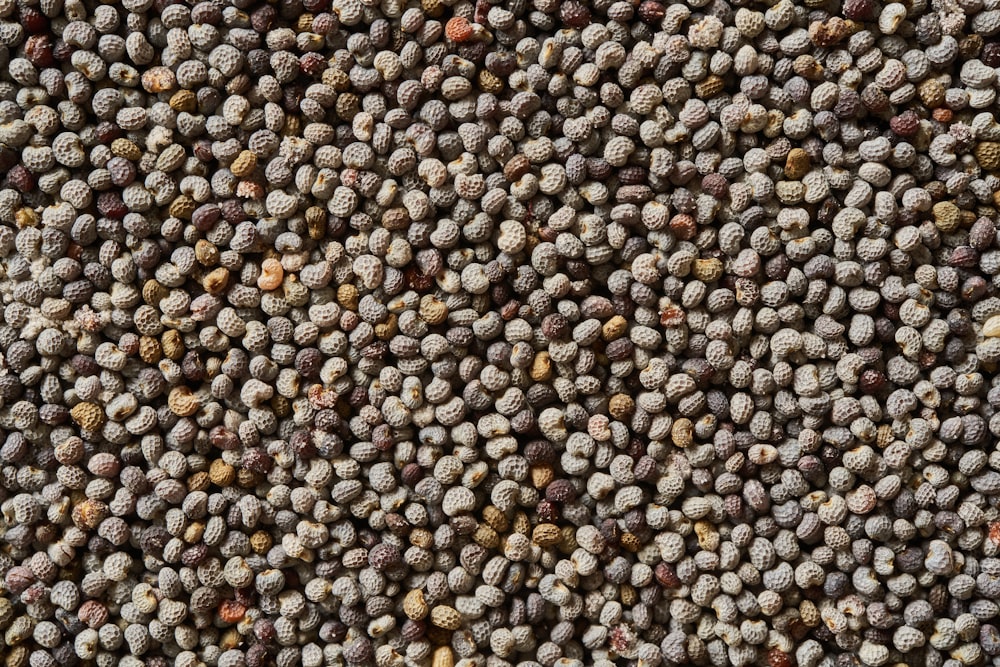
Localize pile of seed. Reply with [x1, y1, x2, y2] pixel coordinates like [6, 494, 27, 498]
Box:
[7, 0, 1000, 665]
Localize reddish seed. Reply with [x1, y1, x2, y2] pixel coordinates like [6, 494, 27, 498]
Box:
[859, 369, 886, 394]
[768, 648, 793, 667]
[669, 214, 697, 240]
[990, 521, 1000, 546]
[97, 193, 128, 219]
[638, 1, 666, 23]
[841, 0, 875, 20]
[933, 107, 953, 122]
[19, 6, 48, 34]
[6, 165, 35, 192]
[300, 52, 326, 75]
[475, 0, 490, 24]
[95, 121, 123, 144]
[218, 599, 246, 623]
[889, 111, 919, 136]
[24, 34, 54, 67]
[660, 306, 686, 327]
[560, 0, 592, 28]
[446, 17, 473, 42]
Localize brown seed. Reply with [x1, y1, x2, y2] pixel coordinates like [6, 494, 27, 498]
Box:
[504, 154, 531, 182]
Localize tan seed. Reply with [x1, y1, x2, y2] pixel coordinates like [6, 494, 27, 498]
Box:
[168, 386, 201, 417]
[403, 589, 429, 620]
[70, 402, 105, 431]
[976, 142, 1000, 170]
[230, 150, 257, 178]
[784, 148, 811, 180]
[432, 647, 454, 667]
[532, 523, 562, 547]
[430, 605, 461, 630]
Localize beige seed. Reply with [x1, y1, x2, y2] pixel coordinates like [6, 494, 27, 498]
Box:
[983, 315, 1000, 337]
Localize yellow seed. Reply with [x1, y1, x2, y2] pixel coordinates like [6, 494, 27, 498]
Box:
[609, 394, 635, 420]
[932, 201, 961, 232]
[337, 284, 359, 311]
[170, 90, 196, 112]
[138, 336, 161, 364]
[691, 258, 723, 282]
[784, 148, 811, 180]
[529, 351, 552, 382]
[161, 329, 185, 360]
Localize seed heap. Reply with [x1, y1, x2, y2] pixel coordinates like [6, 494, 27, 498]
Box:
[4, 0, 1000, 665]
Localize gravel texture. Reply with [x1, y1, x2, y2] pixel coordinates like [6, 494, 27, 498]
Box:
[3, 0, 1000, 666]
